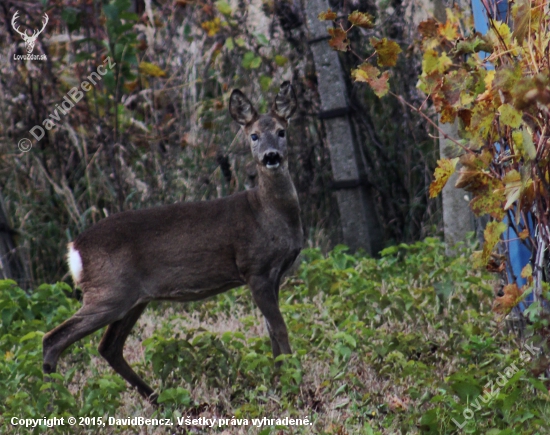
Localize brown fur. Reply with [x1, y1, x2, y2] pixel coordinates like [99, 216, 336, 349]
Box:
[42, 82, 302, 404]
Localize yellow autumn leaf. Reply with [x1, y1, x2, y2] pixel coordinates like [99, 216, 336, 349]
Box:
[468, 100, 496, 148]
[521, 263, 532, 278]
[429, 158, 459, 198]
[318, 9, 337, 21]
[471, 250, 484, 268]
[445, 7, 460, 26]
[438, 20, 458, 41]
[488, 21, 518, 55]
[370, 37, 402, 67]
[493, 283, 522, 314]
[481, 221, 507, 266]
[503, 169, 521, 210]
[513, 128, 537, 161]
[518, 228, 529, 240]
[485, 70, 495, 89]
[422, 50, 452, 74]
[469, 178, 506, 221]
[201, 17, 221, 37]
[348, 10, 374, 28]
[351, 63, 389, 97]
[351, 63, 380, 82]
[498, 103, 522, 128]
[138, 62, 167, 77]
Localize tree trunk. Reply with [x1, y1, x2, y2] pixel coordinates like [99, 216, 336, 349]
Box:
[0, 191, 29, 288]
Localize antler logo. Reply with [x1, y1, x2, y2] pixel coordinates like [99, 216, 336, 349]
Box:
[12, 11, 49, 54]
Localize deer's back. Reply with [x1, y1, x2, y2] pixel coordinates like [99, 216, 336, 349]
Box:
[71, 189, 301, 302]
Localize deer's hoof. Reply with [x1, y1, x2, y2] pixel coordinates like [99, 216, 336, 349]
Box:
[43, 362, 54, 374]
[148, 392, 159, 406]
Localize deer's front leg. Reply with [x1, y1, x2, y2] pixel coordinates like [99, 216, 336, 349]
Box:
[265, 319, 282, 359]
[248, 275, 291, 359]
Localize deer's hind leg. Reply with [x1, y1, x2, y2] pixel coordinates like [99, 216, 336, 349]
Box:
[43, 288, 139, 375]
[43, 305, 123, 375]
[97, 302, 156, 403]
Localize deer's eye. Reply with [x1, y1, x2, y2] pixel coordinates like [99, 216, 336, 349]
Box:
[251, 134, 259, 141]
[278, 130, 285, 138]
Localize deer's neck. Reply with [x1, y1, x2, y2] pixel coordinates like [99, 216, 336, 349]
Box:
[257, 165, 300, 221]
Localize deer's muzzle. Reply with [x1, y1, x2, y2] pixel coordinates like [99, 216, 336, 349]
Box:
[262, 151, 282, 169]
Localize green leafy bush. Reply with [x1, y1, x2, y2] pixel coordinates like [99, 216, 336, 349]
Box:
[0, 281, 125, 431]
[1, 239, 549, 433]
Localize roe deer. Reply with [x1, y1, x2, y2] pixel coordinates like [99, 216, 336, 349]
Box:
[42, 82, 303, 404]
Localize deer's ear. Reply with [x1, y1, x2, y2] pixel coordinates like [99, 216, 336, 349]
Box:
[229, 90, 258, 125]
[272, 81, 297, 120]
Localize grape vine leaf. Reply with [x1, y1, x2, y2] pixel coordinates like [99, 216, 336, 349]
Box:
[469, 178, 506, 220]
[468, 101, 495, 148]
[328, 28, 350, 51]
[418, 18, 438, 39]
[429, 158, 458, 198]
[493, 283, 522, 314]
[503, 169, 521, 210]
[318, 9, 337, 21]
[512, 0, 530, 44]
[519, 228, 529, 240]
[453, 37, 491, 55]
[498, 103, 522, 128]
[348, 10, 374, 28]
[438, 20, 458, 41]
[351, 63, 389, 97]
[481, 221, 507, 266]
[369, 72, 390, 98]
[521, 263, 533, 278]
[351, 63, 380, 82]
[370, 37, 402, 67]
[422, 50, 452, 74]
[489, 21, 514, 51]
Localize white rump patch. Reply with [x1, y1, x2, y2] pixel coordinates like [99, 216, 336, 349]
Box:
[67, 243, 83, 284]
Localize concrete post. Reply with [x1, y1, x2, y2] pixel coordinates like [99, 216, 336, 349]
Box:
[303, 0, 383, 255]
[433, 0, 476, 253]
[439, 119, 475, 252]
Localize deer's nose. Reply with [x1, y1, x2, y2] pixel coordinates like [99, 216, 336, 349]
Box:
[262, 151, 282, 169]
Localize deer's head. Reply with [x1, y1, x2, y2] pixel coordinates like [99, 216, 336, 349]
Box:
[12, 11, 49, 54]
[230, 82, 297, 173]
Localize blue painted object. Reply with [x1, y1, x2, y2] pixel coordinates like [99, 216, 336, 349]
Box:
[503, 215, 534, 309]
[470, 0, 533, 309]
